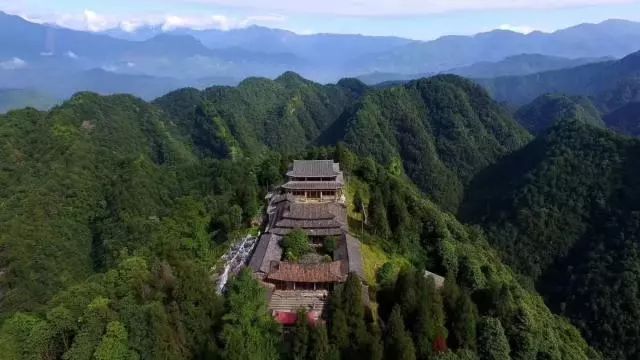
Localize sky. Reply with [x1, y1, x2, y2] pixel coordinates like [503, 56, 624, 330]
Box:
[1, 0, 640, 39]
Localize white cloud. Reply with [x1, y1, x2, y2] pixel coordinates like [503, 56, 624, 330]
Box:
[498, 24, 537, 34]
[66, 51, 79, 59]
[0, 57, 27, 70]
[176, 0, 634, 16]
[101, 65, 118, 72]
[7, 9, 287, 33]
[83, 10, 111, 32]
[40, 51, 54, 56]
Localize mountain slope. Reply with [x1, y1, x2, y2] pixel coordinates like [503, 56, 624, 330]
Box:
[339, 75, 531, 211]
[0, 85, 599, 359]
[155, 72, 365, 157]
[478, 50, 640, 106]
[461, 121, 640, 359]
[604, 102, 640, 136]
[514, 94, 604, 134]
[447, 54, 609, 78]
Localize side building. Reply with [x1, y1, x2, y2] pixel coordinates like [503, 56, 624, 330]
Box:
[248, 160, 364, 325]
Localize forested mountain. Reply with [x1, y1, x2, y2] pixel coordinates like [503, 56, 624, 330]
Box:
[478, 49, 640, 106]
[155, 72, 364, 156]
[461, 120, 640, 359]
[514, 94, 604, 134]
[0, 73, 600, 359]
[604, 102, 640, 137]
[338, 75, 531, 211]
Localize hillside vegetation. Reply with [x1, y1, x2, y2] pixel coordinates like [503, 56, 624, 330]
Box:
[462, 120, 640, 359]
[0, 74, 600, 359]
[514, 94, 604, 134]
[341, 75, 531, 211]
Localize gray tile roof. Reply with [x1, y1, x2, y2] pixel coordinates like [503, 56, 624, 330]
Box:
[287, 203, 338, 220]
[282, 181, 343, 190]
[345, 233, 364, 279]
[249, 233, 283, 274]
[287, 160, 339, 178]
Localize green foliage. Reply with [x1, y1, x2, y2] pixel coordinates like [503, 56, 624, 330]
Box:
[385, 306, 416, 360]
[222, 269, 280, 360]
[477, 317, 510, 360]
[281, 229, 313, 261]
[344, 76, 530, 211]
[324, 236, 338, 255]
[463, 120, 640, 359]
[155, 73, 361, 157]
[308, 324, 331, 360]
[0, 75, 613, 360]
[515, 94, 604, 134]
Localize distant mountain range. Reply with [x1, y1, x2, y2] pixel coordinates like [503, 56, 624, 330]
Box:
[0, 89, 57, 113]
[478, 50, 640, 107]
[355, 19, 640, 73]
[1, 10, 640, 112]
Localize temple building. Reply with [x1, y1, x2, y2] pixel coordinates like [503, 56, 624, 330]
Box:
[282, 160, 345, 201]
[248, 160, 363, 325]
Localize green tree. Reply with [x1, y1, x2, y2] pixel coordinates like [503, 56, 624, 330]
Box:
[222, 269, 280, 360]
[385, 306, 416, 360]
[368, 190, 390, 239]
[443, 279, 478, 351]
[94, 321, 136, 360]
[292, 310, 310, 360]
[281, 229, 313, 261]
[477, 317, 510, 360]
[324, 236, 338, 256]
[309, 324, 331, 360]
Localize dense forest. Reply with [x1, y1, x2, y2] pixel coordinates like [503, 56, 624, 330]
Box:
[513, 94, 604, 134]
[462, 120, 640, 359]
[0, 71, 638, 359]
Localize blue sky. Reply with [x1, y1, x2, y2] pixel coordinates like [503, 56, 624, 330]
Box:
[1, 0, 640, 39]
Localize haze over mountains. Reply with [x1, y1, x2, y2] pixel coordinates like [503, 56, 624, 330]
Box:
[1, 9, 640, 112]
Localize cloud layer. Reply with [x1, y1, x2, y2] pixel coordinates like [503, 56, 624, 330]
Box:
[178, 0, 633, 16]
[25, 9, 287, 32]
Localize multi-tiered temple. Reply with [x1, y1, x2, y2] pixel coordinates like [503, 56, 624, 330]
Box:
[249, 160, 363, 325]
[282, 160, 345, 201]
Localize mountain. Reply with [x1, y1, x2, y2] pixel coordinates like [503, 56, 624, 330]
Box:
[333, 75, 531, 211]
[356, 71, 432, 85]
[0, 89, 57, 113]
[604, 102, 640, 137]
[154, 72, 364, 156]
[0, 68, 197, 102]
[354, 19, 640, 74]
[106, 25, 413, 78]
[0, 78, 597, 359]
[461, 120, 640, 359]
[514, 94, 604, 134]
[0, 11, 303, 83]
[446, 54, 610, 78]
[478, 50, 640, 106]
